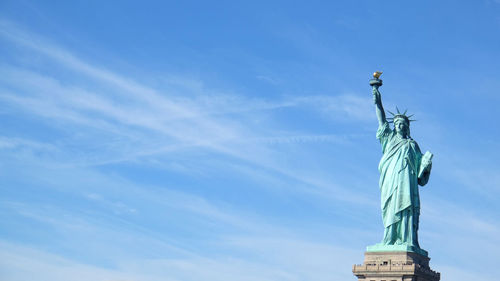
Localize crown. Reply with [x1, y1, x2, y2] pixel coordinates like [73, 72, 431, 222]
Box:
[386, 107, 416, 124]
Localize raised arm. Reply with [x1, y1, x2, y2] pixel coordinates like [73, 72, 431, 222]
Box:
[372, 86, 387, 126]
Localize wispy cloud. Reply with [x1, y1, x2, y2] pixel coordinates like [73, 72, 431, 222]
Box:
[0, 167, 365, 281]
[0, 136, 56, 151]
[291, 95, 375, 122]
[0, 20, 377, 207]
[0, 238, 357, 281]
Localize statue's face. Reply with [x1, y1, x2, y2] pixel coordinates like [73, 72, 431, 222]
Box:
[394, 119, 409, 137]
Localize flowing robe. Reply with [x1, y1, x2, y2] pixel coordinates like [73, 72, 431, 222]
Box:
[377, 122, 423, 247]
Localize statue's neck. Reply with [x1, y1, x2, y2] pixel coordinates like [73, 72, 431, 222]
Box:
[396, 132, 409, 139]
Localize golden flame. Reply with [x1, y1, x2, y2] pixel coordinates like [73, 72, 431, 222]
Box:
[373, 71, 383, 79]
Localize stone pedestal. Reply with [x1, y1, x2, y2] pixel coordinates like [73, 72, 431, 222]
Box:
[352, 251, 440, 281]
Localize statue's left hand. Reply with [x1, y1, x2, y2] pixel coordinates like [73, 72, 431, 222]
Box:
[420, 151, 433, 172]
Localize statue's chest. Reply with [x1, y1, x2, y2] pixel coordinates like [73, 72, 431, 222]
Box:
[388, 138, 415, 155]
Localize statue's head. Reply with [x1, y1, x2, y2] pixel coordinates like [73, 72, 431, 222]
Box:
[387, 108, 414, 138]
[394, 115, 410, 138]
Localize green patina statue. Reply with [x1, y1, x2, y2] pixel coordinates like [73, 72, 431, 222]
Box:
[367, 72, 433, 257]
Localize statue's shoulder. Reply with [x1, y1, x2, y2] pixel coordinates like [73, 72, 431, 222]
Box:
[377, 122, 392, 138]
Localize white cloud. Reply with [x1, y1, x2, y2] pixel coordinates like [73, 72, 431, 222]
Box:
[0, 235, 360, 281]
[291, 95, 375, 122]
[0, 22, 377, 208]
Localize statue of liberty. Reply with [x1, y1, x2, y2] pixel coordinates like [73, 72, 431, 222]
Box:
[368, 72, 433, 256]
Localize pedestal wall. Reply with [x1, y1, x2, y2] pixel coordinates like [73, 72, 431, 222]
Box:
[352, 251, 440, 281]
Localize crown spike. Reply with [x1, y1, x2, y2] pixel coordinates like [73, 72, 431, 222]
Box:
[386, 107, 416, 124]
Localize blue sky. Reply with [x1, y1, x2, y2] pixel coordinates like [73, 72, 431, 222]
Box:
[1, 1, 499, 280]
